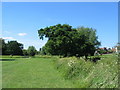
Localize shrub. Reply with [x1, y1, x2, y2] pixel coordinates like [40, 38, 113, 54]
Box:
[27, 46, 36, 56]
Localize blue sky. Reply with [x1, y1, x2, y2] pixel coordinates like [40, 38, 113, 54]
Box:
[2, 2, 118, 50]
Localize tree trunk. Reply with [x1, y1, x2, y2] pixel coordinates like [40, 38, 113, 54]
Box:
[85, 55, 88, 61]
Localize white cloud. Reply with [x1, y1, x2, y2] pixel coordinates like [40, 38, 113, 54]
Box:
[3, 37, 16, 40]
[18, 33, 27, 36]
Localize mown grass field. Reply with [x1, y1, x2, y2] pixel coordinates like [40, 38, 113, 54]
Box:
[2, 56, 75, 88]
[1, 54, 118, 88]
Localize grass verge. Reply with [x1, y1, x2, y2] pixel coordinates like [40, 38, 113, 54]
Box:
[54, 54, 118, 88]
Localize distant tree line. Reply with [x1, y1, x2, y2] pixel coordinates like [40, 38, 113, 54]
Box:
[38, 24, 101, 59]
[0, 38, 37, 56]
[22, 46, 37, 56]
[1, 39, 23, 55]
[0, 24, 115, 58]
[98, 47, 113, 55]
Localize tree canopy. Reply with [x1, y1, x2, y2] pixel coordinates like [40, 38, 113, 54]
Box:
[27, 46, 36, 56]
[1, 39, 38, 56]
[38, 24, 101, 58]
[0, 38, 6, 55]
[6, 41, 23, 55]
[0, 39, 23, 55]
[22, 49, 28, 56]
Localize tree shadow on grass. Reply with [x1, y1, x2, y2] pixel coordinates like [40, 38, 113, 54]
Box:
[0, 59, 15, 61]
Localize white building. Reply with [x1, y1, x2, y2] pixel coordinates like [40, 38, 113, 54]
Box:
[115, 43, 120, 54]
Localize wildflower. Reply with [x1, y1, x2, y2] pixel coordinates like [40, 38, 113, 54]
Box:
[68, 62, 72, 67]
[68, 60, 75, 67]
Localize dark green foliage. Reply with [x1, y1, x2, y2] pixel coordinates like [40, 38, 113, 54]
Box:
[5, 41, 23, 55]
[0, 38, 6, 55]
[39, 46, 47, 55]
[0, 39, 23, 55]
[98, 47, 113, 54]
[22, 49, 28, 56]
[98, 49, 107, 54]
[107, 48, 113, 53]
[38, 24, 75, 56]
[76, 27, 101, 57]
[27, 46, 36, 56]
[38, 24, 101, 58]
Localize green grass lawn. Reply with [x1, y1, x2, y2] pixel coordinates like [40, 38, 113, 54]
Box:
[1, 54, 118, 88]
[2, 56, 75, 88]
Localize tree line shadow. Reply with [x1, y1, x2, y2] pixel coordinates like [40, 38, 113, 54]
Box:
[0, 59, 15, 61]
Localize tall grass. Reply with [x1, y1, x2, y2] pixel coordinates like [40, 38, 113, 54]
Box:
[54, 54, 118, 88]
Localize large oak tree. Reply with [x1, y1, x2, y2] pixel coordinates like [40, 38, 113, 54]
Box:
[38, 24, 101, 58]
